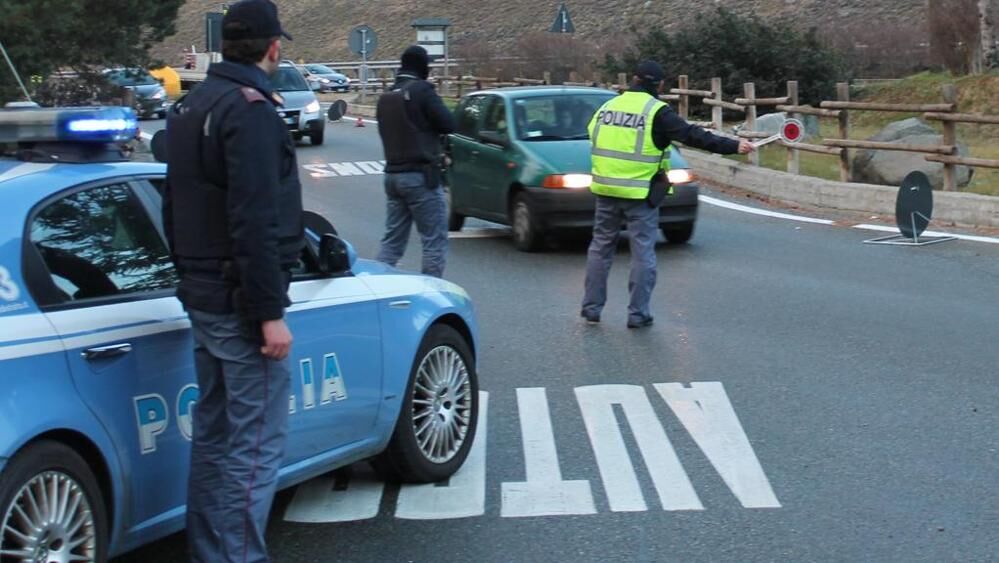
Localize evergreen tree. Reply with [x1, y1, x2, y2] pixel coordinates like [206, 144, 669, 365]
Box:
[0, 0, 183, 104]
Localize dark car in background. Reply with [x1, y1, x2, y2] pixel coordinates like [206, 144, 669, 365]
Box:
[103, 68, 168, 119]
[301, 63, 351, 93]
[446, 87, 700, 251]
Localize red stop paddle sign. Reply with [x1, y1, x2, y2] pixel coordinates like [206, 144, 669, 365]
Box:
[781, 118, 804, 144]
[751, 117, 806, 148]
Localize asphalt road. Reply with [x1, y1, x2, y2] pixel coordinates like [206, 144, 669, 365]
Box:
[116, 117, 999, 562]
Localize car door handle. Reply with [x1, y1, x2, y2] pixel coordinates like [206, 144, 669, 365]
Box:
[389, 300, 411, 309]
[81, 343, 133, 360]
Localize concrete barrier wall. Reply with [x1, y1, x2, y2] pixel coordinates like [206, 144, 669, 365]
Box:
[684, 150, 999, 229]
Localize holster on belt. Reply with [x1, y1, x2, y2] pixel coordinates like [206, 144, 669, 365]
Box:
[646, 171, 670, 208]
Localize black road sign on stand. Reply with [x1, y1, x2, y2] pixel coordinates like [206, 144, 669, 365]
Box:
[327, 100, 348, 121]
[864, 170, 957, 246]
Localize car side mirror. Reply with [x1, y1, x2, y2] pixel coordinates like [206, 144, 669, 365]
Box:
[318, 233, 352, 275]
[479, 130, 508, 147]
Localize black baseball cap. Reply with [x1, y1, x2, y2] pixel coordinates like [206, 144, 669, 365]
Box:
[636, 60, 665, 82]
[222, 0, 292, 41]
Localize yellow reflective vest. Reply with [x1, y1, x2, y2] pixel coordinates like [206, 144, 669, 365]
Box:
[587, 91, 672, 199]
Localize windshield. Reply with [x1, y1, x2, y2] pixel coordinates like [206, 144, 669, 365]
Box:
[105, 69, 158, 86]
[269, 67, 310, 92]
[513, 93, 615, 141]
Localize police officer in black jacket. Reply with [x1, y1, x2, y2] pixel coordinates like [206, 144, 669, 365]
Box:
[162, 1, 302, 561]
[375, 45, 456, 277]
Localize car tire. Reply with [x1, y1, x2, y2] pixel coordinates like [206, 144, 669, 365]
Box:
[511, 193, 543, 252]
[662, 221, 695, 244]
[373, 324, 479, 483]
[445, 186, 465, 231]
[0, 440, 108, 563]
[310, 130, 324, 145]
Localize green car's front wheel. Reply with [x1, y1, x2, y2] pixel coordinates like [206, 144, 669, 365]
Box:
[511, 193, 543, 252]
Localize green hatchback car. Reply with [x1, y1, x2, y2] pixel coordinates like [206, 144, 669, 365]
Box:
[446, 86, 699, 251]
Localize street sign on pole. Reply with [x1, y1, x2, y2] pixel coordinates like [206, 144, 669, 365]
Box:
[205, 12, 224, 53]
[550, 2, 575, 33]
[412, 18, 451, 94]
[348, 25, 378, 56]
[349, 25, 377, 100]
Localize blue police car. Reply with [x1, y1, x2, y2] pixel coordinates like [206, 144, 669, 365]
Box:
[0, 107, 480, 561]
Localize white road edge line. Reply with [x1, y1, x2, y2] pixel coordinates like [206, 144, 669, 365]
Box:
[700, 195, 999, 244]
[697, 195, 835, 225]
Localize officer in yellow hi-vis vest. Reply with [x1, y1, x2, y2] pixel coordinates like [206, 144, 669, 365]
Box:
[581, 60, 754, 328]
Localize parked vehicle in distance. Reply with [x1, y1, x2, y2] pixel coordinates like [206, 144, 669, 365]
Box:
[271, 62, 326, 145]
[103, 68, 169, 119]
[301, 63, 351, 93]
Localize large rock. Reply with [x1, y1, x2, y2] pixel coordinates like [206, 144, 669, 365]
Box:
[751, 111, 820, 139]
[853, 133, 973, 189]
[867, 117, 936, 142]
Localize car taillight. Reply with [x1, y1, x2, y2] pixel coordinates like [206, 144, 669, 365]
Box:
[542, 174, 592, 189]
[667, 169, 694, 185]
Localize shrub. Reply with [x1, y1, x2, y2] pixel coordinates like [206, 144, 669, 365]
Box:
[603, 8, 844, 107]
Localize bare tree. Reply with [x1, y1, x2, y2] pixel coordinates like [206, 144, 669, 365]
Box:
[980, 0, 998, 69]
[515, 32, 599, 83]
[928, 0, 980, 73]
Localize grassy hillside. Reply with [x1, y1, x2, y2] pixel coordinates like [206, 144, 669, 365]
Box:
[155, 0, 926, 67]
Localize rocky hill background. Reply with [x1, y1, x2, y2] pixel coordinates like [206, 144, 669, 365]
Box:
[155, 0, 929, 72]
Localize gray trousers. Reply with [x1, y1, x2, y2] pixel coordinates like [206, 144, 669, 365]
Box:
[376, 171, 448, 278]
[185, 308, 291, 563]
[582, 195, 659, 324]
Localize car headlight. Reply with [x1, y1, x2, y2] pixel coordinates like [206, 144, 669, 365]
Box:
[305, 101, 321, 114]
[667, 169, 694, 184]
[542, 174, 592, 189]
[319, 78, 331, 84]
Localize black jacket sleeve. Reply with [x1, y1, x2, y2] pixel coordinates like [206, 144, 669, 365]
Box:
[421, 84, 456, 135]
[221, 98, 287, 321]
[651, 105, 739, 154]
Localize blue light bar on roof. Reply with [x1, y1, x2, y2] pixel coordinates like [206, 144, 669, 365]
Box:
[0, 106, 138, 144]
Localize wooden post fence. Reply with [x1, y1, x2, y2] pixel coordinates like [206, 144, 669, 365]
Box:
[835, 82, 850, 182]
[941, 84, 958, 192]
[710, 77, 723, 131]
[743, 83, 758, 166]
[786, 81, 800, 174]
[678, 75, 688, 119]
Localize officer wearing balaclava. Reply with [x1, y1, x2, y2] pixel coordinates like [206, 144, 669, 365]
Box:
[375, 45, 456, 278]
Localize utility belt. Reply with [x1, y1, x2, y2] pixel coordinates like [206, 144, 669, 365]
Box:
[385, 155, 446, 188]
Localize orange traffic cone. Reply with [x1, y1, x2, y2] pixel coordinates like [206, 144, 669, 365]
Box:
[355, 117, 365, 127]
